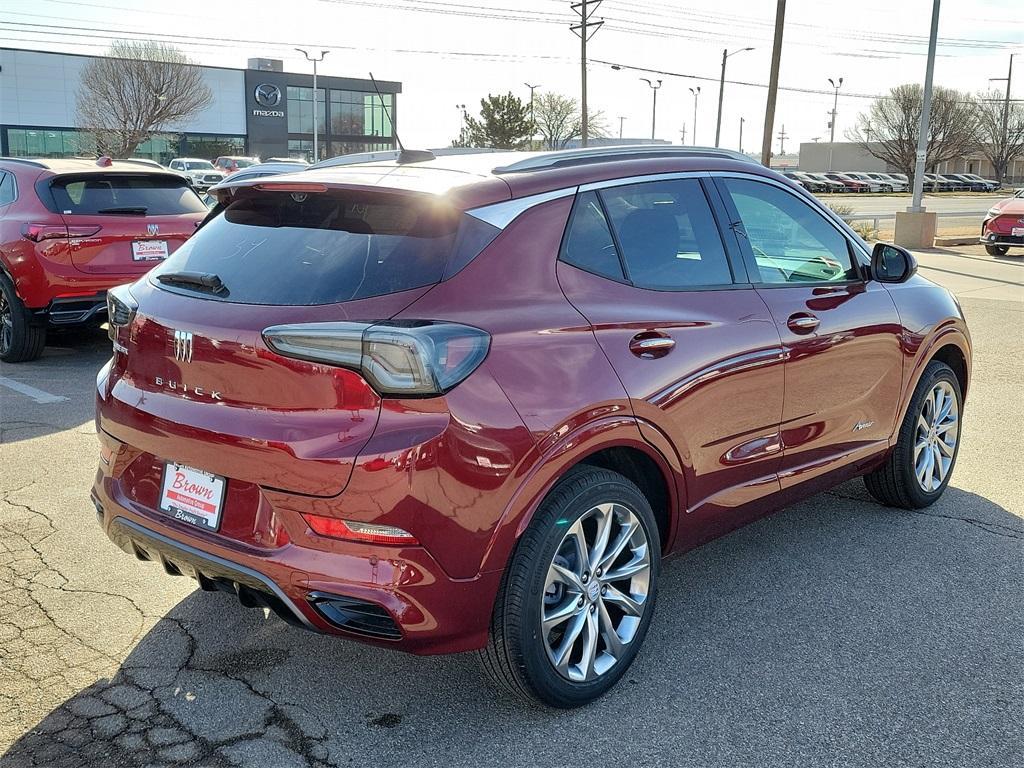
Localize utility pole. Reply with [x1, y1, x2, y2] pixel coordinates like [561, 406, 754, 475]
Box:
[827, 76, 843, 171]
[455, 103, 467, 146]
[295, 48, 329, 161]
[910, 0, 941, 213]
[989, 53, 1016, 183]
[760, 0, 785, 166]
[776, 124, 788, 155]
[571, 1, 603, 148]
[715, 46, 754, 147]
[524, 83, 540, 149]
[689, 86, 701, 145]
[739, 117, 745, 152]
[642, 78, 662, 140]
[680, 125, 687, 145]
[617, 115, 626, 139]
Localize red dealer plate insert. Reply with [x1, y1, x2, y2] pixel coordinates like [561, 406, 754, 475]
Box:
[158, 462, 227, 531]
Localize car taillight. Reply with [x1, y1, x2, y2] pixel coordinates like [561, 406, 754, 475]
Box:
[21, 223, 101, 242]
[106, 284, 138, 343]
[301, 514, 419, 546]
[262, 321, 490, 396]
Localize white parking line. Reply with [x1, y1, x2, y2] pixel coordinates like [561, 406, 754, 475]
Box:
[0, 377, 69, 404]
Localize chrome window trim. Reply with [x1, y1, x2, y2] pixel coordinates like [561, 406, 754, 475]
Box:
[578, 170, 712, 192]
[465, 187, 577, 229]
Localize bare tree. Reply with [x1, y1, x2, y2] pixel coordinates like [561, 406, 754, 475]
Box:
[77, 41, 213, 157]
[847, 84, 978, 183]
[974, 88, 1024, 184]
[533, 92, 607, 149]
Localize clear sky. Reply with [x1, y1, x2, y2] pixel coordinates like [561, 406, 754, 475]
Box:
[2, 0, 1021, 153]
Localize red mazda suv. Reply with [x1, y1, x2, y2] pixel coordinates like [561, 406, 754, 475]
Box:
[92, 146, 971, 707]
[0, 157, 207, 362]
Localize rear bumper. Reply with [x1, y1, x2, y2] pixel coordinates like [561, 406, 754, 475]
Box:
[980, 231, 1023, 247]
[91, 473, 503, 655]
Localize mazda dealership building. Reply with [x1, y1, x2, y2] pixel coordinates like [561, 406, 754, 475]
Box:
[0, 47, 401, 163]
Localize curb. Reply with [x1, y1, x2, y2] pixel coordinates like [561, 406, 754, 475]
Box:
[934, 237, 977, 247]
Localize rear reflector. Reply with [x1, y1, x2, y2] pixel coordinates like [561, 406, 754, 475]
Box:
[301, 514, 418, 546]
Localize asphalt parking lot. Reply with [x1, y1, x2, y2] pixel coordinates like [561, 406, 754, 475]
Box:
[1, 245, 1021, 768]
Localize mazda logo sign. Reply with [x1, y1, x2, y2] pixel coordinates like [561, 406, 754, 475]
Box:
[254, 83, 282, 108]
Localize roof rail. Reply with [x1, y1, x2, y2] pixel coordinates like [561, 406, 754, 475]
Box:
[0, 157, 50, 169]
[491, 145, 758, 174]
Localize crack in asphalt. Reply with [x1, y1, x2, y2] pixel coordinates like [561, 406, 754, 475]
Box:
[825, 489, 1024, 540]
[0, 486, 340, 768]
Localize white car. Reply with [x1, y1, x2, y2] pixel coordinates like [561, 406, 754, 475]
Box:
[167, 158, 226, 190]
[843, 172, 889, 193]
[866, 172, 908, 192]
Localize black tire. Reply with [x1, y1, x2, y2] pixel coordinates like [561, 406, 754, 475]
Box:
[479, 465, 661, 708]
[0, 272, 46, 363]
[985, 244, 1009, 256]
[864, 360, 962, 509]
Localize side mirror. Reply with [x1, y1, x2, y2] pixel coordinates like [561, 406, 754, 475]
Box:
[871, 242, 917, 283]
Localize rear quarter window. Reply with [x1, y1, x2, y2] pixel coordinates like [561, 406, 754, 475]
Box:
[50, 174, 207, 215]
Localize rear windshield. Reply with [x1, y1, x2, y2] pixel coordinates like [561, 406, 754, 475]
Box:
[149, 188, 499, 305]
[50, 174, 208, 215]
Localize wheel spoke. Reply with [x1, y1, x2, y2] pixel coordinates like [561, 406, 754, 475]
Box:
[604, 553, 649, 584]
[549, 563, 584, 593]
[916, 415, 930, 436]
[932, 444, 945, 483]
[597, 520, 635, 573]
[553, 611, 587, 673]
[602, 583, 644, 617]
[597, 600, 625, 661]
[935, 420, 957, 436]
[543, 597, 581, 633]
[913, 439, 928, 462]
[587, 503, 614, 571]
[936, 437, 955, 458]
[579, 608, 600, 681]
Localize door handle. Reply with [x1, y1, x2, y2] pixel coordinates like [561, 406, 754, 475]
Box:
[787, 313, 820, 334]
[629, 333, 675, 359]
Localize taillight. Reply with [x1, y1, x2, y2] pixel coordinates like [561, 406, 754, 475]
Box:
[21, 223, 101, 242]
[262, 321, 490, 396]
[301, 514, 418, 546]
[106, 284, 138, 343]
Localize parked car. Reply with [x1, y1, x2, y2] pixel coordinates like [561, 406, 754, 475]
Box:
[959, 173, 1000, 191]
[843, 172, 890, 193]
[824, 172, 870, 192]
[922, 173, 958, 192]
[866, 172, 908, 192]
[981, 189, 1024, 255]
[803, 172, 847, 193]
[783, 171, 828, 193]
[890, 172, 909, 185]
[167, 158, 225, 191]
[213, 156, 260, 175]
[942, 173, 991, 193]
[93, 145, 971, 708]
[0, 156, 207, 362]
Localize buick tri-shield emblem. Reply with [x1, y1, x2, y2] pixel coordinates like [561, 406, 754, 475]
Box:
[147, 223, 160, 236]
[173, 330, 193, 363]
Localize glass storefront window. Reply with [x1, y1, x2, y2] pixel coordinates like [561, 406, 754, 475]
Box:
[286, 86, 326, 135]
[328, 141, 393, 157]
[6, 128, 96, 158]
[328, 91, 393, 138]
[184, 134, 246, 160]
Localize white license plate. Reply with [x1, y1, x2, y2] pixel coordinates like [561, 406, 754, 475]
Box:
[132, 240, 169, 261]
[1012, 228, 1024, 237]
[158, 463, 226, 531]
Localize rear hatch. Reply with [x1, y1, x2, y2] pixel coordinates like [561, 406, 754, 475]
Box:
[103, 182, 499, 498]
[48, 173, 207, 274]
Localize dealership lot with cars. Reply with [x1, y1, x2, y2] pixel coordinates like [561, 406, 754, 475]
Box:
[2, 145, 1023, 765]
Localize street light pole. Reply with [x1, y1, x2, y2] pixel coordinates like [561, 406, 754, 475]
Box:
[689, 86, 701, 145]
[617, 115, 626, 139]
[739, 116, 745, 153]
[715, 47, 754, 147]
[295, 48, 329, 161]
[826, 76, 843, 171]
[988, 53, 1016, 184]
[909, 0, 941, 213]
[524, 83, 540, 148]
[641, 78, 662, 140]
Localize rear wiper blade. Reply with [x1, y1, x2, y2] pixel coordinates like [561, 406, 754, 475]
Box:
[156, 271, 225, 293]
[98, 206, 148, 214]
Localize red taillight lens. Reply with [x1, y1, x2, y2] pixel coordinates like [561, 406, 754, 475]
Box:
[21, 223, 66, 242]
[301, 514, 419, 546]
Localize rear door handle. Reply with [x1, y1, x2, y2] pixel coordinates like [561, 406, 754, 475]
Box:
[629, 333, 675, 359]
[787, 313, 820, 334]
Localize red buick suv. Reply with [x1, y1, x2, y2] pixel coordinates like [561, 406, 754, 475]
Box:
[0, 157, 207, 362]
[92, 146, 971, 707]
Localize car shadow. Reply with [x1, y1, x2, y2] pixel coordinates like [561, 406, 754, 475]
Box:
[3, 482, 1022, 767]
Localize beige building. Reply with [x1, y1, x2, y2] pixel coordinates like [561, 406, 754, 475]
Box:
[798, 140, 1024, 181]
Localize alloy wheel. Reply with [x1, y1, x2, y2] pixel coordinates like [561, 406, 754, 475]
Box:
[914, 380, 959, 492]
[541, 502, 651, 683]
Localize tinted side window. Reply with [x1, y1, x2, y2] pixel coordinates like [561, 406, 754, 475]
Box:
[0, 172, 15, 206]
[722, 178, 858, 284]
[559, 190, 624, 280]
[600, 178, 733, 289]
